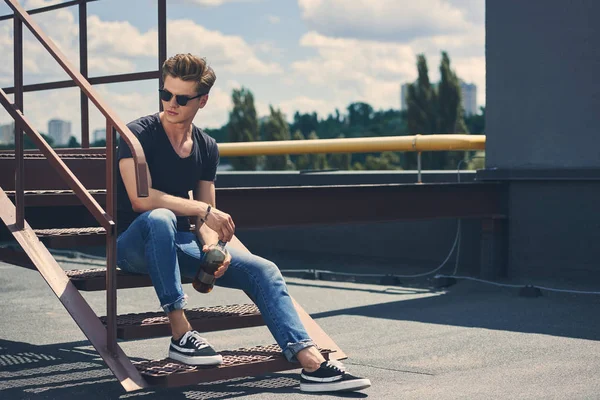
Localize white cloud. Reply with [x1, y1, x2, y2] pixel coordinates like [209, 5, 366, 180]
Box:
[291, 0, 486, 111]
[298, 0, 473, 42]
[168, 19, 283, 76]
[266, 14, 281, 24]
[289, 32, 415, 113]
[87, 16, 157, 58]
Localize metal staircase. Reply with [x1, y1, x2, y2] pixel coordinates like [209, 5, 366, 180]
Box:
[0, 0, 344, 392]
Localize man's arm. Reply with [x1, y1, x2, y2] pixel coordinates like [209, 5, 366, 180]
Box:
[119, 158, 235, 241]
[193, 180, 219, 247]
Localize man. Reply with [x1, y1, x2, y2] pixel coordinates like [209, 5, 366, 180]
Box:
[116, 53, 370, 393]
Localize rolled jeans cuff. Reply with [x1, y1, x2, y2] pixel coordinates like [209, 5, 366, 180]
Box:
[161, 294, 187, 314]
[282, 339, 316, 363]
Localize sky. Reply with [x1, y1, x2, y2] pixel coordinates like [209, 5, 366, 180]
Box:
[0, 0, 485, 139]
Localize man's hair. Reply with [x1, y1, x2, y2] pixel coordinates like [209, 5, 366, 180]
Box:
[161, 53, 216, 95]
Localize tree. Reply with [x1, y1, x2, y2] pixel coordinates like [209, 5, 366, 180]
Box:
[327, 134, 352, 170]
[407, 54, 438, 135]
[263, 106, 294, 170]
[293, 131, 328, 171]
[363, 152, 402, 170]
[292, 130, 310, 170]
[67, 136, 80, 148]
[291, 111, 319, 138]
[347, 102, 374, 129]
[437, 51, 468, 169]
[465, 106, 485, 134]
[228, 87, 260, 170]
[406, 52, 472, 170]
[406, 54, 437, 169]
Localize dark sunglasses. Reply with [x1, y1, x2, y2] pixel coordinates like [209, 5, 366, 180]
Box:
[159, 88, 206, 106]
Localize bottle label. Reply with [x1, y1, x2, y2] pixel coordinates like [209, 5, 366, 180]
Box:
[198, 270, 216, 285]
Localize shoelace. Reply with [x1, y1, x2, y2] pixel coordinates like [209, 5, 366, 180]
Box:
[180, 330, 208, 348]
[325, 359, 346, 373]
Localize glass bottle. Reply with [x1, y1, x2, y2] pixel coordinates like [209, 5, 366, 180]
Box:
[192, 240, 228, 293]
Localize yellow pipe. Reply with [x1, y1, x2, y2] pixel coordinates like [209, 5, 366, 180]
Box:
[217, 134, 485, 157]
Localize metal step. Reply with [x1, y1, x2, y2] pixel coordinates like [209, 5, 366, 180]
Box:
[34, 227, 106, 248]
[66, 267, 192, 291]
[5, 189, 106, 207]
[100, 304, 264, 340]
[135, 344, 333, 388]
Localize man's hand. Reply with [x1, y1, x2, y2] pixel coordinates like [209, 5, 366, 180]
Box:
[204, 207, 235, 242]
[203, 244, 231, 279]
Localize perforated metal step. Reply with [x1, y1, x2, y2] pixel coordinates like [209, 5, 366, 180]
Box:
[66, 268, 192, 291]
[33, 227, 106, 248]
[135, 344, 333, 388]
[100, 304, 264, 340]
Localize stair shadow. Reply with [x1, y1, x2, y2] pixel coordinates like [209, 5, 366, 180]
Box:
[309, 282, 600, 342]
[0, 339, 367, 399]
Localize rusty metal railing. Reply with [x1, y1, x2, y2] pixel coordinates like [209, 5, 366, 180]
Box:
[1, 0, 152, 360]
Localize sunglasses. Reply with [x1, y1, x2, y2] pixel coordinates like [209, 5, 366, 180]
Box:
[159, 88, 206, 106]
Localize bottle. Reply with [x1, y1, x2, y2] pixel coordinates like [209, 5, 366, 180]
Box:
[192, 240, 228, 294]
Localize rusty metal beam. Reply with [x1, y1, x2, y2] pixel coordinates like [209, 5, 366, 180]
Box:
[0, 0, 99, 21]
[1, 183, 507, 234]
[79, 0, 89, 148]
[2, 71, 161, 94]
[13, 14, 24, 229]
[105, 120, 117, 355]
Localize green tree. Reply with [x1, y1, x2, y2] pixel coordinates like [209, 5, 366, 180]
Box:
[263, 106, 294, 170]
[228, 87, 260, 170]
[291, 111, 319, 138]
[437, 51, 468, 169]
[407, 54, 438, 135]
[327, 134, 352, 170]
[363, 152, 402, 170]
[67, 136, 80, 148]
[465, 106, 485, 134]
[293, 131, 328, 171]
[347, 102, 374, 130]
[292, 130, 310, 170]
[406, 54, 438, 170]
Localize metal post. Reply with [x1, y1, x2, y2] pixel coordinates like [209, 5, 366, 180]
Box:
[158, 0, 167, 111]
[105, 120, 118, 356]
[79, 1, 89, 148]
[417, 152, 422, 184]
[14, 14, 24, 229]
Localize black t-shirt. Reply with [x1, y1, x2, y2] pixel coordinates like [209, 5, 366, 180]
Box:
[116, 113, 219, 235]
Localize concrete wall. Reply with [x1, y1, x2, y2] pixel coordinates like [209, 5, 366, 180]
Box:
[485, 0, 600, 282]
[486, 0, 600, 169]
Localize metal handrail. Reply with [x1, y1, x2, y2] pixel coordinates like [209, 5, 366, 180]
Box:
[3, 0, 151, 358]
[0, 89, 114, 230]
[217, 134, 485, 157]
[4, 0, 149, 198]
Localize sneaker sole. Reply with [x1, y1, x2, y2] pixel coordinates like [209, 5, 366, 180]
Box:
[300, 378, 371, 392]
[168, 351, 223, 366]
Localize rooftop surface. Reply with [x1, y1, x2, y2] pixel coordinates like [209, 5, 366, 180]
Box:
[1, 256, 599, 399]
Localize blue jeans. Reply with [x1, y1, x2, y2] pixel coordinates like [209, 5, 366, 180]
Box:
[116, 208, 315, 362]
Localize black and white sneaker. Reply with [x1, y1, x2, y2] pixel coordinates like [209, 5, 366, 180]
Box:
[168, 330, 223, 366]
[300, 360, 371, 392]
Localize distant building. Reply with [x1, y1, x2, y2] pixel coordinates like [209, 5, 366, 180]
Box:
[48, 119, 71, 146]
[460, 81, 478, 117]
[93, 128, 106, 143]
[400, 81, 478, 116]
[0, 122, 14, 145]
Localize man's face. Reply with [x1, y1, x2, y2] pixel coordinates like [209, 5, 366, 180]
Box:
[161, 75, 208, 125]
